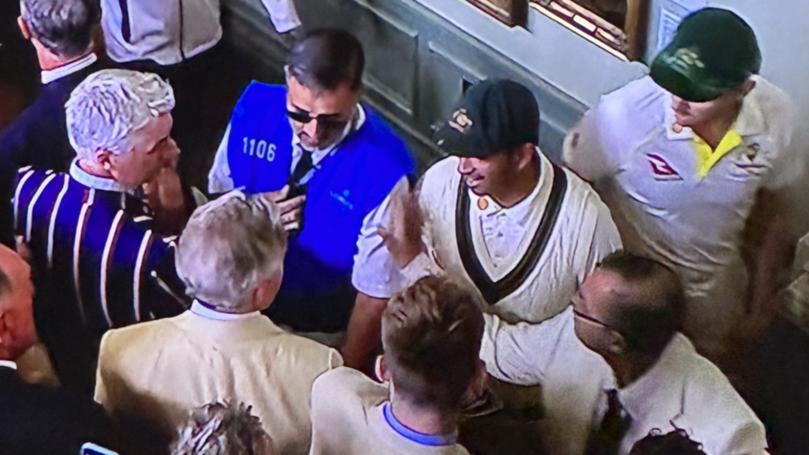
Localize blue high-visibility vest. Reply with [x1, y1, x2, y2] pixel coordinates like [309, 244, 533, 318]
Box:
[227, 82, 414, 331]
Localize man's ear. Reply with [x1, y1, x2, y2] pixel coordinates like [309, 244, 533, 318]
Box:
[17, 16, 31, 41]
[606, 331, 628, 356]
[739, 78, 756, 98]
[95, 150, 114, 173]
[252, 270, 283, 312]
[374, 355, 391, 383]
[514, 143, 536, 171]
[462, 359, 488, 403]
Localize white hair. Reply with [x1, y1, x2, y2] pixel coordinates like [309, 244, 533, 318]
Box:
[65, 69, 175, 160]
[172, 402, 274, 455]
[176, 191, 287, 312]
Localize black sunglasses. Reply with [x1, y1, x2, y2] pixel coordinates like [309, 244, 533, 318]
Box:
[286, 109, 350, 130]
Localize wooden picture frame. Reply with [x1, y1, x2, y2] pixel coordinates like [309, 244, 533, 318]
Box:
[530, 0, 649, 60]
[467, 0, 529, 27]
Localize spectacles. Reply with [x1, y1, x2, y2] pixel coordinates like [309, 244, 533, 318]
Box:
[286, 109, 351, 131]
[572, 308, 621, 334]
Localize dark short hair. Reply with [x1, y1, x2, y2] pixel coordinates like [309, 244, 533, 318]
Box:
[21, 0, 99, 58]
[382, 276, 484, 413]
[598, 251, 685, 355]
[630, 429, 705, 455]
[287, 28, 364, 92]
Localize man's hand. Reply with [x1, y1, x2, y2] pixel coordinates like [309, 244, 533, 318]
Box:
[143, 166, 185, 212]
[142, 166, 189, 235]
[258, 185, 306, 232]
[378, 181, 424, 268]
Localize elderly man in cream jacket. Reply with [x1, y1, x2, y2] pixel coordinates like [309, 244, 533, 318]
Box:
[95, 191, 342, 454]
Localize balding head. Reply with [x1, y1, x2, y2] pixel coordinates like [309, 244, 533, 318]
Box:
[0, 244, 36, 360]
[597, 251, 685, 355]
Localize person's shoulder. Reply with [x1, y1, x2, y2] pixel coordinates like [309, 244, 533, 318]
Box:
[560, 164, 612, 216]
[99, 315, 182, 361]
[674, 336, 764, 429]
[595, 76, 666, 129]
[422, 154, 459, 187]
[273, 329, 343, 368]
[239, 81, 287, 100]
[312, 367, 386, 409]
[13, 167, 68, 196]
[418, 154, 461, 207]
[747, 76, 792, 114]
[232, 81, 287, 116]
[744, 76, 795, 146]
[5, 373, 116, 442]
[355, 107, 414, 167]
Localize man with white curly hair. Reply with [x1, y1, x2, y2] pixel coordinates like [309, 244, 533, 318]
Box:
[12, 68, 191, 392]
[95, 191, 342, 455]
[172, 402, 275, 455]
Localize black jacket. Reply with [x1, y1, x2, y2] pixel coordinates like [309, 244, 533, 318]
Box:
[0, 60, 101, 245]
[0, 365, 120, 453]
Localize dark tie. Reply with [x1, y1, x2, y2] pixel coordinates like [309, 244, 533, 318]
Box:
[290, 149, 315, 186]
[585, 389, 633, 455]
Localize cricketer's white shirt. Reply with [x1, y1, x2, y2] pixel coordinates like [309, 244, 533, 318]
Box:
[481, 308, 768, 455]
[562, 75, 798, 348]
[413, 151, 620, 324]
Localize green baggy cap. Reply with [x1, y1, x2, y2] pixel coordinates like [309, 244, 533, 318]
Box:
[650, 8, 761, 102]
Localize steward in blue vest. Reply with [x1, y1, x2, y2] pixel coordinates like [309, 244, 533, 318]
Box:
[227, 82, 414, 332]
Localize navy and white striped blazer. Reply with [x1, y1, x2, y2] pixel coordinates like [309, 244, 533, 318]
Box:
[13, 164, 187, 391]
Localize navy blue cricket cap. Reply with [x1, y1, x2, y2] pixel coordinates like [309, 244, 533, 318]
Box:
[435, 79, 540, 158]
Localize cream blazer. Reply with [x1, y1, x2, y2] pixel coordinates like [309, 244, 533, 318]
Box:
[95, 310, 342, 455]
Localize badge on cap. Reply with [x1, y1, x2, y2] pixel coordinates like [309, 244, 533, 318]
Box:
[661, 47, 706, 73]
[449, 108, 473, 134]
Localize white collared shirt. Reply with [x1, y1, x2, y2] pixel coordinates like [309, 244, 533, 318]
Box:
[0, 360, 17, 370]
[69, 159, 129, 193]
[189, 300, 260, 321]
[474, 169, 541, 269]
[40, 53, 97, 85]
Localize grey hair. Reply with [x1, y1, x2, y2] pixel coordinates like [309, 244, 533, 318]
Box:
[65, 69, 175, 160]
[176, 191, 287, 312]
[172, 402, 274, 455]
[20, 0, 99, 58]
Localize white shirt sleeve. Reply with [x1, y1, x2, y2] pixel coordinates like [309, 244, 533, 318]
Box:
[562, 104, 616, 185]
[258, 0, 302, 33]
[761, 93, 802, 193]
[479, 310, 572, 386]
[208, 124, 235, 194]
[351, 176, 409, 298]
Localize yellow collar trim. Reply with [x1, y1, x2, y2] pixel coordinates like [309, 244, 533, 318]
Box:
[693, 128, 743, 178]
